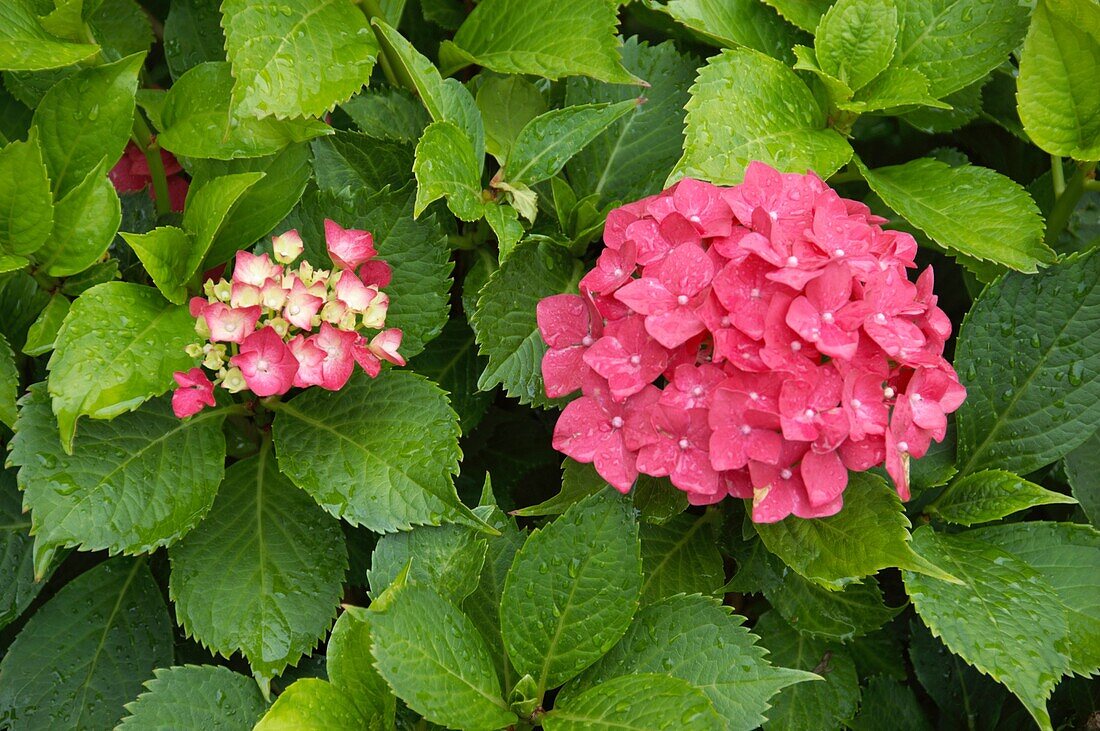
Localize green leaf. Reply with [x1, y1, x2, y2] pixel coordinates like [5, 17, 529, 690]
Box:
[764, 574, 901, 641]
[164, 0, 226, 80]
[31, 53, 142, 197]
[169, 450, 348, 682]
[954, 250, 1100, 477]
[181, 170, 265, 270]
[661, 0, 804, 63]
[891, 0, 1029, 97]
[46, 281, 198, 451]
[370, 581, 517, 731]
[85, 0, 154, 62]
[414, 120, 485, 221]
[929, 470, 1077, 526]
[190, 148, 311, 265]
[562, 595, 814, 731]
[311, 131, 413, 198]
[440, 0, 637, 84]
[546, 673, 723, 731]
[1017, 0, 1100, 159]
[0, 334, 16, 430]
[254, 678, 367, 731]
[0, 131, 52, 256]
[0, 468, 48, 629]
[857, 157, 1054, 273]
[903, 76, 986, 133]
[565, 38, 696, 206]
[501, 489, 642, 693]
[837, 66, 949, 114]
[222, 0, 379, 119]
[0, 558, 173, 730]
[903, 527, 1071, 731]
[0, 1, 99, 71]
[368, 523, 487, 603]
[34, 159, 121, 276]
[288, 183, 451, 357]
[159, 62, 332, 160]
[847, 675, 932, 731]
[753, 611, 860, 731]
[755, 472, 956, 590]
[0, 253, 29, 273]
[475, 75, 545, 162]
[60, 257, 118, 296]
[409, 317, 492, 432]
[640, 512, 724, 604]
[968, 521, 1100, 678]
[504, 101, 637, 186]
[759, 0, 832, 33]
[10, 384, 226, 563]
[341, 88, 429, 143]
[117, 665, 268, 731]
[1064, 431, 1100, 526]
[326, 609, 395, 724]
[484, 202, 523, 262]
[120, 226, 197, 305]
[472, 240, 581, 405]
[814, 0, 897, 92]
[0, 270, 50, 353]
[675, 48, 852, 184]
[22, 292, 69, 356]
[273, 371, 466, 533]
[512, 458, 607, 518]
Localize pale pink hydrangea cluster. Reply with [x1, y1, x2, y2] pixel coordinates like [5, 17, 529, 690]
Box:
[538, 163, 966, 523]
[171, 220, 404, 418]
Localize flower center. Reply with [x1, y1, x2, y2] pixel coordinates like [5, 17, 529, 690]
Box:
[689, 214, 701, 223]
[897, 440, 909, 453]
[224, 322, 238, 333]
[720, 316, 731, 327]
[780, 468, 792, 480]
[692, 386, 704, 397]
[790, 341, 802, 352]
[581, 335, 594, 347]
[803, 408, 815, 419]
[256, 358, 269, 372]
[748, 391, 759, 401]
[611, 416, 624, 429]
[676, 294, 689, 305]
[786, 256, 798, 267]
[874, 312, 887, 324]
[834, 248, 845, 257]
[288, 305, 301, 316]
[629, 354, 641, 365]
[613, 267, 623, 277]
[678, 438, 690, 449]
[911, 393, 922, 402]
[883, 386, 896, 399]
[821, 311, 834, 324]
[750, 288, 761, 298]
[740, 424, 752, 435]
[850, 398, 862, 409]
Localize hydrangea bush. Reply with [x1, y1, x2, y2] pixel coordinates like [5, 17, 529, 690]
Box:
[0, 0, 1098, 730]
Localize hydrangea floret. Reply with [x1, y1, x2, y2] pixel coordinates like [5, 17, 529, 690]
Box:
[538, 164, 966, 523]
[171, 221, 404, 418]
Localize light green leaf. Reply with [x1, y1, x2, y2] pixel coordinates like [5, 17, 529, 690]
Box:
[791, 43, 853, 103]
[857, 157, 1054, 272]
[754, 611, 859, 731]
[0, 130, 52, 256]
[0, 334, 16, 429]
[31, 53, 142, 197]
[674, 48, 852, 184]
[903, 527, 1071, 731]
[0, 254, 29, 273]
[504, 100, 637, 186]
[561, 595, 814, 731]
[1064, 432, 1100, 526]
[117, 665, 268, 731]
[163, 0, 226, 80]
[814, 0, 897, 92]
[273, 371, 466, 533]
[9, 384, 226, 564]
[640, 512, 724, 604]
[0, 558, 173, 731]
[0, 468, 47, 629]
[326, 609, 395, 724]
[370, 582, 517, 731]
[222, 0, 379, 119]
[546, 673, 723, 731]
[661, 0, 804, 63]
[755, 472, 956, 590]
[891, 0, 1029, 97]
[1017, 0, 1100, 160]
[181, 170, 265, 272]
[968, 521, 1100, 678]
[847, 675, 932, 731]
[759, 0, 833, 33]
[311, 131, 413, 198]
[929, 469, 1076, 526]
[953, 250, 1100, 477]
[764, 574, 901, 641]
[472, 240, 581, 405]
[0, 1, 99, 71]
[60, 258, 118, 296]
[34, 159, 121, 276]
[566, 38, 696, 206]
[120, 226, 197, 305]
[159, 62, 332, 160]
[501, 489, 642, 694]
[440, 0, 638, 84]
[413, 120, 485, 221]
[368, 523, 488, 603]
[254, 679, 366, 731]
[483, 202, 523, 262]
[169, 450, 347, 682]
[475, 75, 545, 161]
[341, 88, 429, 143]
[409, 317, 492, 432]
[837, 66, 950, 114]
[22, 292, 69, 356]
[46, 281, 198, 451]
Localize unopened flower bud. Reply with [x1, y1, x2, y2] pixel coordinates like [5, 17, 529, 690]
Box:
[272, 230, 304, 264]
[220, 367, 247, 393]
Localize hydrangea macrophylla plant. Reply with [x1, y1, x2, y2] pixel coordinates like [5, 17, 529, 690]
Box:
[539, 165, 966, 522]
[170, 221, 404, 417]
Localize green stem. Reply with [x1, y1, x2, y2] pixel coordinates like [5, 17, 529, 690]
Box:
[130, 111, 172, 217]
[1045, 160, 1098, 247]
[1051, 155, 1066, 198]
[1084, 179, 1100, 192]
[354, 0, 401, 88]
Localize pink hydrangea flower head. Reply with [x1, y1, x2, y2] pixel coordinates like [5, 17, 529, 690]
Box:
[272, 230, 304, 264]
[171, 368, 216, 418]
[325, 219, 376, 270]
[287, 334, 326, 388]
[538, 293, 601, 398]
[636, 405, 719, 496]
[283, 278, 324, 330]
[230, 326, 299, 396]
[334, 270, 376, 313]
[352, 336, 382, 378]
[582, 316, 668, 401]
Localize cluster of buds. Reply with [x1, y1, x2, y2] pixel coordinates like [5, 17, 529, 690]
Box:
[538, 164, 966, 523]
[171, 220, 404, 418]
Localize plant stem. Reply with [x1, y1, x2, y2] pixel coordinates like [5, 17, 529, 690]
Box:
[354, 0, 401, 89]
[130, 111, 172, 217]
[1044, 160, 1098, 247]
[1050, 155, 1065, 198]
[1084, 179, 1100, 192]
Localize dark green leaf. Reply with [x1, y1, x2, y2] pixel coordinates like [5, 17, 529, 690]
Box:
[640, 512, 724, 604]
[1064, 431, 1100, 526]
[409, 317, 492, 432]
[22, 292, 69, 356]
[311, 132, 413, 198]
[34, 159, 121, 276]
[163, 0, 226, 80]
[368, 523, 487, 603]
[476, 75, 545, 162]
[341, 88, 429, 143]
[930, 469, 1076, 526]
[764, 574, 901, 641]
[847, 675, 932, 731]
[117, 665, 268, 731]
[0, 468, 46, 630]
